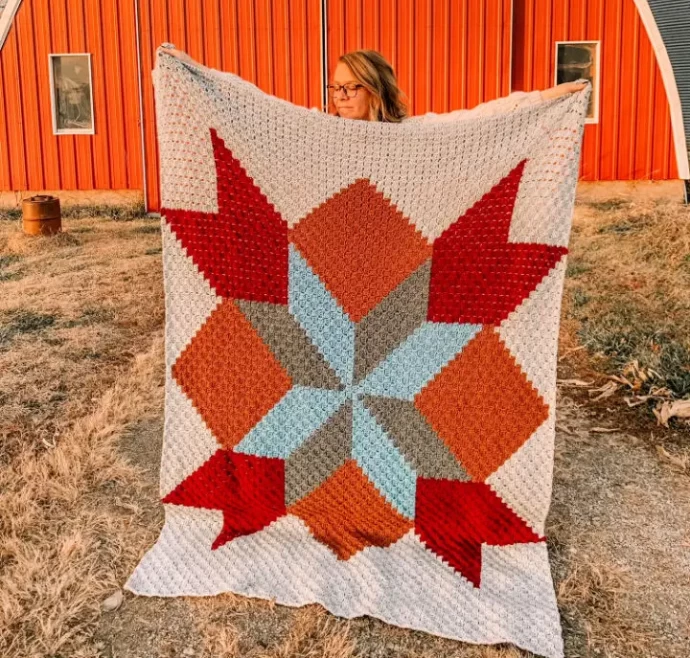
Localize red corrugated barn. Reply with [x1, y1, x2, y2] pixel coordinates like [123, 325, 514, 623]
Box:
[0, 0, 688, 212]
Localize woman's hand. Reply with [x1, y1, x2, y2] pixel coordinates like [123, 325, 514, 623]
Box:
[159, 45, 196, 66]
[540, 81, 589, 100]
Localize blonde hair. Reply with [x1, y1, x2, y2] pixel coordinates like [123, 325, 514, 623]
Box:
[331, 50, 409, 123]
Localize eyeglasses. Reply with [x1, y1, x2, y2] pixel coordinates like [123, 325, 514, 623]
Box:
[326, 83, 364, 98]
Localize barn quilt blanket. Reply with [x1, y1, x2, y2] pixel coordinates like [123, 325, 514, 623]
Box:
[126, 49, 590, 658]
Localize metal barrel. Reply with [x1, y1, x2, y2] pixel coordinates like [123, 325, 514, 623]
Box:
[22, 195, 62, 236]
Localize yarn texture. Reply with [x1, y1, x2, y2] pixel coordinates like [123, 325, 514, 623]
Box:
[126, 49, 590, 658]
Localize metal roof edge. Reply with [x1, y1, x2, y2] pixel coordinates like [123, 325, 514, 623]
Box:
[0, 0, 22, 51]
[633, 0, 690, 179]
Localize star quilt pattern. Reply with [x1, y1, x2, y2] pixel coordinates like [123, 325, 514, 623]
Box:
[127, 50, 590, 658]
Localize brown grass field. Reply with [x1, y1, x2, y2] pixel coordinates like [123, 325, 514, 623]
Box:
[0, 198, 688, 658]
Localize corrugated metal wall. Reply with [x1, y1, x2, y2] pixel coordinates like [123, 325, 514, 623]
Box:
[138, 0, 323, 211]
[0, 0, 684, 202]
[0, 0, 143, 192]
[326, 0, 513, 116]
[513, 0, 679, 180]
[647, 0, 690, 166]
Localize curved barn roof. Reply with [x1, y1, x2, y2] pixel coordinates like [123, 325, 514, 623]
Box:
[645, 0, 690, 179]
[0, 0, 22, 50]
[634, 0, 690, 179]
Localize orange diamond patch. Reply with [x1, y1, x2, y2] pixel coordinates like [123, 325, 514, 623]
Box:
[290, 179, 432, 322]
[173, 298, 293, 450]
[414, 327, 549, 480]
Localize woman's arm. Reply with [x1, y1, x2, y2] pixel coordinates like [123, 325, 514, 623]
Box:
[410, 81, 588, 124]
[413, 90, 542, 123]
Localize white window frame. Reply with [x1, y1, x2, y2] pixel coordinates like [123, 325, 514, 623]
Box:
[48, 53, 95, 136]
[554, 40, 600, 124]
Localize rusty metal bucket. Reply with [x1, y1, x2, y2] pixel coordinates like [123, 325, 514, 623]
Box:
[22, 195, 62, 236]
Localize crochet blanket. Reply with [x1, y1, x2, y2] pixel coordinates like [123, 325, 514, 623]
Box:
[127, 49, 590, 658]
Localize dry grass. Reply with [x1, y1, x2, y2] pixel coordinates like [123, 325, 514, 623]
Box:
[560, 198, 690, 475]
[1, 201, 689, 657]
[0, 215, 165, 657]
[0, 202, 147, 223]
[562, 199, 690, 401]
[553, 542, 650, 657]
[548, 391, 690, 658]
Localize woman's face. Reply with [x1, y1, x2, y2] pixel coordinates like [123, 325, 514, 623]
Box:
[331, 61, 374, 121]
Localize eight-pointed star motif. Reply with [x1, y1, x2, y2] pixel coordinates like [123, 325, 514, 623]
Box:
[233, 242, 479, 518]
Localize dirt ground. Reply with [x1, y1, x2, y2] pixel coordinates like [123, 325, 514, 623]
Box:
[1, 199, 689, 658]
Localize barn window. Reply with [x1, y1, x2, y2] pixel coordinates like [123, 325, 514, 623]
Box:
[555, 41, 599, 123]
[48, 54, 95, 135]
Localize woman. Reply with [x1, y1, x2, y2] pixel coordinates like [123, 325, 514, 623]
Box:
[160, 44, 587, 123]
